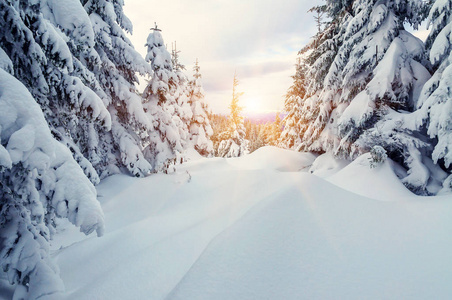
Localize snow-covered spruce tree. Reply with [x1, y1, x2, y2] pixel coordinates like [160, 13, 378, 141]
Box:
[41, 0, 116, 182]
[331, 0, 433, 192]
[171, 41, 185, 73]
[288, 1, 436, 193]
[217, 74, 250, 157]
[0, 68, 104, 299]
[142, 26, 183, 173]
[295, 1, 354, 153]
[210, 113, 229, 155]
[171, 42, 193, 151]
[267, 113, 283, 146]
[187, 59, 214, 156]
[83, 0, 153, 177]
[280, 57, 308, 149]
[244, 119, 263, 153]
[0, 0, 112, 184]
[414, 0, 452, 192]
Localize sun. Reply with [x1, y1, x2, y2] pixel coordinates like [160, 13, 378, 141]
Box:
[243, 97, 262, 113]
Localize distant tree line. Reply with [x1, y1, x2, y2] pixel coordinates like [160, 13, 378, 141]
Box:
[211, 111, 283, 156]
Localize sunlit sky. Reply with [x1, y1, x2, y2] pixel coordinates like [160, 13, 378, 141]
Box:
[124, 0, 322, 114]
[123, 1, 431, 115]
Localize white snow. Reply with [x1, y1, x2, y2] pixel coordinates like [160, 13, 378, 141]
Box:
[47, 146, 452, 299]
[43, 0, 95, 48]
[309, 152, 350, 177]
[227, 146, 316, 171]
[327, 153, 414, 201]
[338, 90, 375, 128]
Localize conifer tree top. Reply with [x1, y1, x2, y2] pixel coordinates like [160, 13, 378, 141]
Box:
[229, 72, 244, 126]
[151, 22, 162, 32]
[193, 58, 201, 79]
[145, 26, 172, 72]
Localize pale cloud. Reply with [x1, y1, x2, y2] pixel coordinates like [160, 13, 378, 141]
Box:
[124, 0, 322, 113]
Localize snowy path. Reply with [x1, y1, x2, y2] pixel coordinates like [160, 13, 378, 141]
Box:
[51, 147, 452, 299]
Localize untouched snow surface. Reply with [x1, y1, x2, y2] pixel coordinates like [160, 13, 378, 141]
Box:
[43, 147, 452, 299]
[327, 153, 414, 201]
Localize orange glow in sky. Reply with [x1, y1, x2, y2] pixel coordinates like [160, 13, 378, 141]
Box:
[124, 0, 323, 114]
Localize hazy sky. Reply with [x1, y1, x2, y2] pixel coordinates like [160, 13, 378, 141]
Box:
[123, 0, 322, 114]
[123, 1, 430, 115]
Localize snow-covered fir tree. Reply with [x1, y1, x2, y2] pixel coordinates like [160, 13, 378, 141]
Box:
[266, 113, 283, 146]
[171, 42, 193, 151]
[244, 119, 263, 153]
[280, 57, 308, 149]
[142, 25, 183, 173]
[285, 0, 437, 193]
[332, 0, 432, 192]
[187, 59, 214, 156]
[0, 0, 111, 184]
[0, 68, 104, 300]
[171, 41, 185, 72]
[210, 113, 229, 155]
[413, 0, 452, 192]
[217, 74, 250, 157]
[298, 1, 355, 154]
[83, 0, 153, 178]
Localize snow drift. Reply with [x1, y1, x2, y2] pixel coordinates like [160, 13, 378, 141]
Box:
[25, 146, 452, 300]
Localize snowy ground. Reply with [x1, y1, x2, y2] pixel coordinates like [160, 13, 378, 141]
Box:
[9, 147, 452, 299]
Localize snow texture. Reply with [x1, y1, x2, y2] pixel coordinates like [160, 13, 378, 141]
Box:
[42, 146, 452, 300]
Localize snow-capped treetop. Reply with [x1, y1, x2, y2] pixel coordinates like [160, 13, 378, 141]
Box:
[229, 74, 245, 131]
[144, 27, 175, 104]
[145, 28, 171, 69]
[193, 58, 202, 80]
[171, 41, 186, 71]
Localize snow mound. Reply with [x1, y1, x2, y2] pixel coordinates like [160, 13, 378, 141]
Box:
[46, 146, 452, 300]
[327, 153, 414, 200]
[184, 147, 204, 161]
[227, 146, 317, 171]
[309, 152, 350, 177]
[168, 173, 452, 300]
